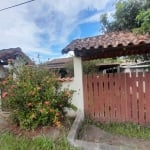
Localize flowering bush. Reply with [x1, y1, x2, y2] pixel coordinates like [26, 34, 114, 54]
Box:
[0, 66, 75, 129]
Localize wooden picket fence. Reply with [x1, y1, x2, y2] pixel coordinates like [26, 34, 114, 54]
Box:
[83, 72, 150, 125]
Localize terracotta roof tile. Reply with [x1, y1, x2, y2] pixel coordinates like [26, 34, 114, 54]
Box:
[62, 32, 150, 54]
[47, 57, 72, 64]
[46, 57, 73, 69]
[0, 47, 33, 64]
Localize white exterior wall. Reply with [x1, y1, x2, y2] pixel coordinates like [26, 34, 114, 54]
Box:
[61, 57, 84, 112]
[0, 66, 7, 79]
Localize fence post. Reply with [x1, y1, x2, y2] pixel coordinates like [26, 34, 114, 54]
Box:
[73, 57, 84, 113]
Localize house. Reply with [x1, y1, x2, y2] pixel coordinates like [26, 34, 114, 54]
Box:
[0, 47, 33, 79]
[120, 60, 150, 73]
[96, 63, 120, 73]
[45, 57, 73, 78]
[46, 57, 73, 69]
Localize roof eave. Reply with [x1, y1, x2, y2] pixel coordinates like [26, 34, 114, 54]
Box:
[74, 43, 150, 60]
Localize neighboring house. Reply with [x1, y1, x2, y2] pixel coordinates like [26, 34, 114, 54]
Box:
[120, 61, 150, 73]
[96, 61, 150, 74]
[0, 47, 33, 79]
[45, 57, 73, 78]
[46, 57, 73, 69]
[96, 63, 120, 74]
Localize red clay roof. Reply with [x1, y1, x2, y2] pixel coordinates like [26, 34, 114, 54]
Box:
[62, 32, 150, 54]
[47, 57, 72, 64]
[46, 57, 73, 69]
[0, 47, 33, 64]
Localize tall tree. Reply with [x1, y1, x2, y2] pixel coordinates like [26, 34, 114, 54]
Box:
[100, 0, 148, 33]
[134, 9, 150, 34]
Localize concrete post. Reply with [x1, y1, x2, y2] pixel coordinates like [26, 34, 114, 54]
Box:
[73, 57, 84, 112]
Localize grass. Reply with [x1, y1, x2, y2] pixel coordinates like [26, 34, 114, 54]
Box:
[0, 132, 79, 150]
[0, 117, 79, 150]
[83, 118, 150, 140]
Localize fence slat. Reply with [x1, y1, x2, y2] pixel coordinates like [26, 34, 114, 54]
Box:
[83, 74, 88, 115]
[145, 73, 150, 124]
[88, 74, 94, 118]
[93, 74, 100, 120]
[126, 73, 132, 122]
[98, 74, 105, 122]
[120, 73, 126, 122]
[138, 73, 145, 125]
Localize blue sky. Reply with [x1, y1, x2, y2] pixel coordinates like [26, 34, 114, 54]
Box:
[0, 0, 116, 63]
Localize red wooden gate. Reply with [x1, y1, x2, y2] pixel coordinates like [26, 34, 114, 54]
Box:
[83, 72, 150, 125]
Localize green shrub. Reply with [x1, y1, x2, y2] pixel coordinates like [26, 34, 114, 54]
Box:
[0, 65, 75, 129]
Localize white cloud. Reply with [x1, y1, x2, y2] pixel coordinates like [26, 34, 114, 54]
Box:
[0, 0, 115, 62]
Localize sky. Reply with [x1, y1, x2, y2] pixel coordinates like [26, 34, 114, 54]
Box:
[0, 0, 116, 63]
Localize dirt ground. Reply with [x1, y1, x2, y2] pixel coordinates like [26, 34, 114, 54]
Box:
[78, 124, 150, 150]
[0, 111, 70, 139]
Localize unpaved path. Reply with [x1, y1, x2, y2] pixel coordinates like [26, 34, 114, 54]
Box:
[78, 125, 150, 150]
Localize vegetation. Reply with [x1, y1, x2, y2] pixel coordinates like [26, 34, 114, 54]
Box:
[0, 132, 79, 150]
[0, 65, 76, 129]
[100, 0, 150, 34]
[83, 118, 150, 140]
[134, 8, 150, 34]
[100, 0, 142, 32]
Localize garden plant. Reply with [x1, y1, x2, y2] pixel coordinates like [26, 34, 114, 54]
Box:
[0, 65, 75, 130]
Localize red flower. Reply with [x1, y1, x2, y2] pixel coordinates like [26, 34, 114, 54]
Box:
[27, 102, 32, 107]
[44, 101, 50, 105]
[2, 92, 8, 98]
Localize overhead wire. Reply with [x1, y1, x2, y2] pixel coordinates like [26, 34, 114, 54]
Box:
[0, 0, 36, 12]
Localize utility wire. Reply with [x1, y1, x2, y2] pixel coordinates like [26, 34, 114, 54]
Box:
[0, 0, 36, 12]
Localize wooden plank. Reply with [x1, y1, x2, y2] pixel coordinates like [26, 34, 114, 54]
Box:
[109, 73, 115, 122]
[112, 73, 120, 122]
[88, 74, 94, 118]
[98, 74, 105, 122]
[145, 73, 150, 124]
[96, 74, 102, 122]
[104, 74, 110, 122]
[83, 74, 88, 115]
[102, 74, 107, 122]
[138, 72, 145, 125]
[126, 73, 133, 122]
[85, 74, 91, 117]
[131, 73, 139, 124]
[120, 73, 127, 122]
[93, 74, 100, 120]
[107, 73, 113, 122]
[109, 73, 114, 122]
